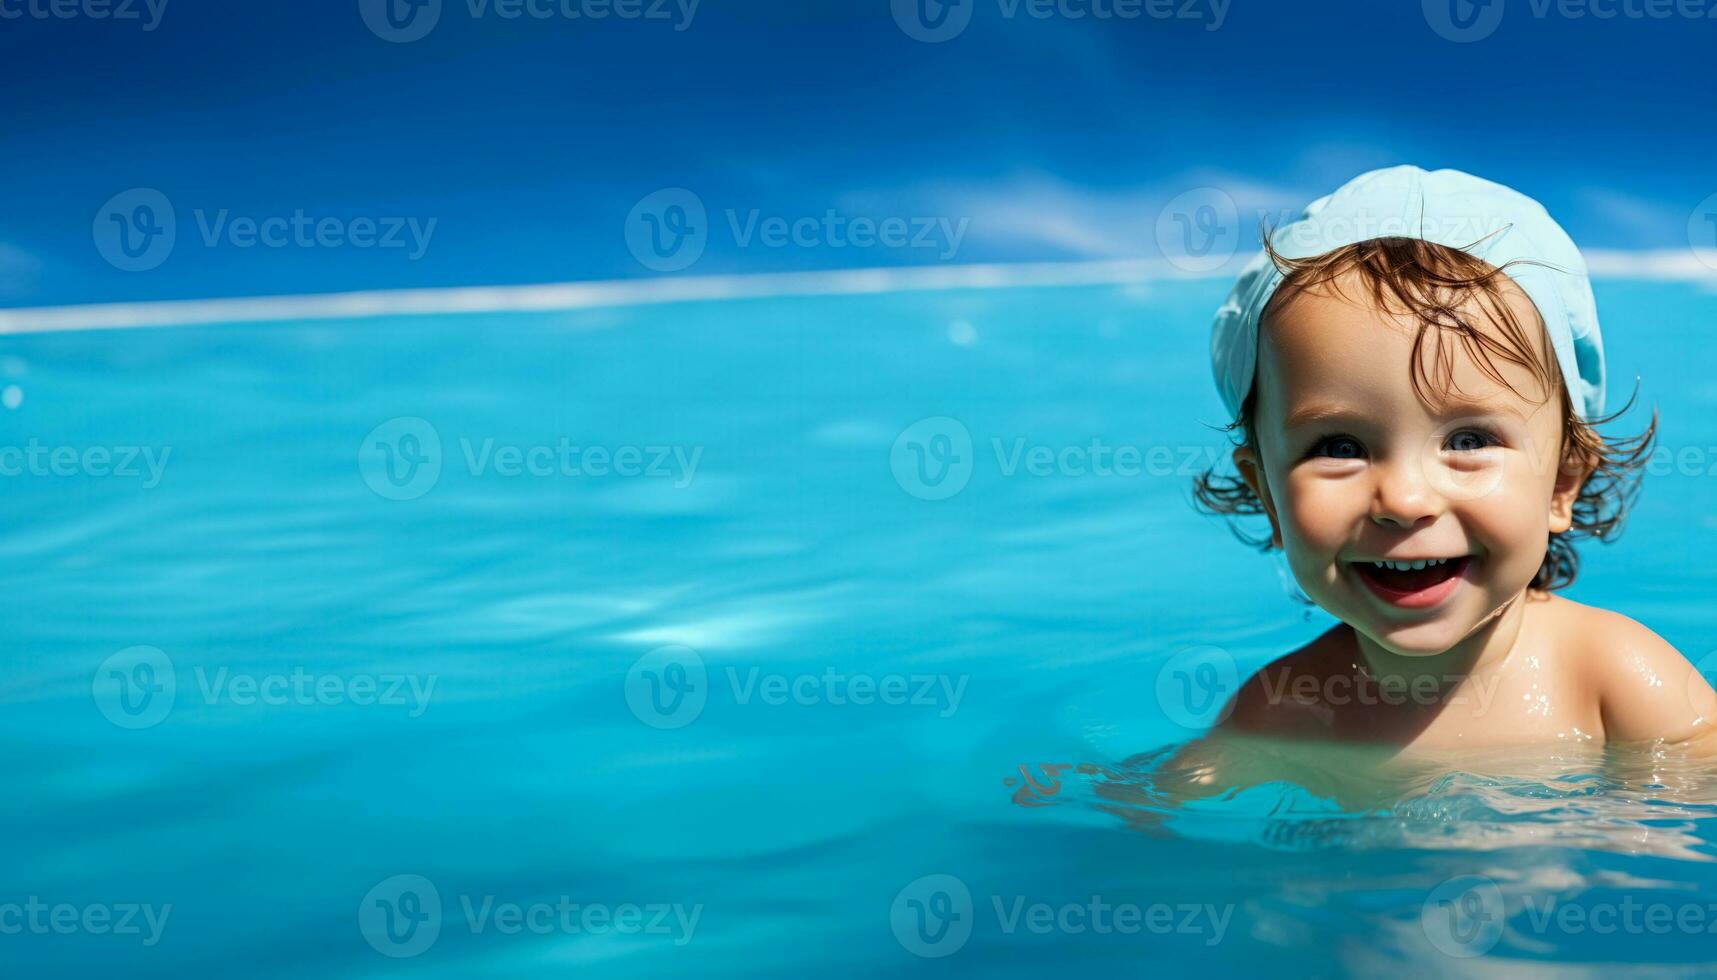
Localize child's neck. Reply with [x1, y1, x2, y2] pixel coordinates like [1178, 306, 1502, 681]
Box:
[1349, 592, 1528, 689]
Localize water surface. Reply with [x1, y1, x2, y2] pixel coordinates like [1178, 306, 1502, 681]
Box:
[4, 278, 1717, 976]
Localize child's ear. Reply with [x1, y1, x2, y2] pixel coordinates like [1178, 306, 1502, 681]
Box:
[1548, 444, 1593, 533]
[1232, 446, 1284, 549]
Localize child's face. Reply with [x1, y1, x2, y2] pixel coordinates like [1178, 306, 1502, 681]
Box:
[1235, 270, 1585, 657]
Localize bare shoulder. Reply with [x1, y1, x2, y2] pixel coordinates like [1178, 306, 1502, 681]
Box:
[1219, 625, 1352, 736]
[1540, 593, 1713, 743]
[1542, 593, 1684, 674]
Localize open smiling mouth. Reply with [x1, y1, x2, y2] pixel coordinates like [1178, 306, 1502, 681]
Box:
[1350, 557, 1472, 609]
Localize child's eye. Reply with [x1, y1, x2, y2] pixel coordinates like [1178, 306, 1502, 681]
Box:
[1445, 428, 1499, 452]
[1309, 435, 1365, 460]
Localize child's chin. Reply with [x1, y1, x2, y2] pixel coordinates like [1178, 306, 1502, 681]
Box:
[1357, 617, 1471, 657]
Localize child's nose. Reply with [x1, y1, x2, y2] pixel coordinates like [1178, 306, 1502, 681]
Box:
[1369, 460, 1446, 528]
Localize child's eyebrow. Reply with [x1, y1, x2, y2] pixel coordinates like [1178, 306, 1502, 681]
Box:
[1429, 397, 1533, 422]
[1282, 398, 1530, 430]
[1282, 403, 1363, 429]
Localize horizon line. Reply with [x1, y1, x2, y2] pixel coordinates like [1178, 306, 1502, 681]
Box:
[3, 249, 1714, 335]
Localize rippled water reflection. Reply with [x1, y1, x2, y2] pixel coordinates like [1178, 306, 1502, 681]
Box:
[3, 280, 1716, 976]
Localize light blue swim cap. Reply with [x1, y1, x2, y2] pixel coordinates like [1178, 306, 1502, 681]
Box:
[1210, 165, 1605, 421]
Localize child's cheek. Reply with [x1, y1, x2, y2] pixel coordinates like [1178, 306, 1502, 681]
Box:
[1279, 469, 1366, 555]
[1450, 479, 1552, 586]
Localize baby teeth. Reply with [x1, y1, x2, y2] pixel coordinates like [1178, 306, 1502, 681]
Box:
[1369, 558, 1451, 571]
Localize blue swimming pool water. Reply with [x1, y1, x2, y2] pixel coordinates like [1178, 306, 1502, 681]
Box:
[4, 278, 1717, 977]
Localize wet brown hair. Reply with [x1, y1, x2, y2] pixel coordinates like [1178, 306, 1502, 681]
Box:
[1193, 234, 1656, 591]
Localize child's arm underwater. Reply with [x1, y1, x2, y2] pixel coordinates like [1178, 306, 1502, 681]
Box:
[1130, 663, 1354, 805]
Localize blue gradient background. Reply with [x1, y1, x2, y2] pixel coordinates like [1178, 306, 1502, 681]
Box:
[6, 3, 1717, 978]
[1, 0, 1715, 305]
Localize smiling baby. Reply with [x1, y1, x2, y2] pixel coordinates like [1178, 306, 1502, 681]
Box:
[1195, 166, 1715, 752]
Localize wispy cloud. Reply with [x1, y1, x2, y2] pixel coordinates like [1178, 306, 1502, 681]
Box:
[1577, 187, 1691, 249]
[845, 169, 1315, 259]
[0, 243, 42, 300]
[7, 248, 1713, 335]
